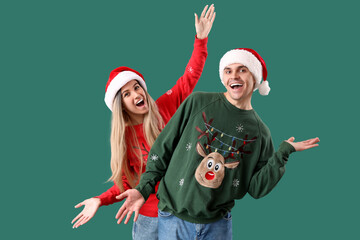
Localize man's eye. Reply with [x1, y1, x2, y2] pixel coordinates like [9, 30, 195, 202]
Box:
[225, 70, 231, 74]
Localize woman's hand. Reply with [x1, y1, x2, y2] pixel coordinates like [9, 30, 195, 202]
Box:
[71, 198, 101, 228]
[195, 4, 216, 39]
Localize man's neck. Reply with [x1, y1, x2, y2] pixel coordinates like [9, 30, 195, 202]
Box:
[223, 92, 253, 110]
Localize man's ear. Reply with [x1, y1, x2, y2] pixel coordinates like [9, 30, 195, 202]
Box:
[252, 75, 256, 89]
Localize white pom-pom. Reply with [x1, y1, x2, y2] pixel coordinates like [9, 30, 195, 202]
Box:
[258, 80, 270, 96]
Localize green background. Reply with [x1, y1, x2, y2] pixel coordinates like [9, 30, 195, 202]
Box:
[1, 0, 359, 239]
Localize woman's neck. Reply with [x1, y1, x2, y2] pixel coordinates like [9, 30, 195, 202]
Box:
[126, 116, 144, 126]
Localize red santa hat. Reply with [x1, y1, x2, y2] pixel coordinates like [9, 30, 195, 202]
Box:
[219, 48, 270, 95]
[104, 66, 147, 111]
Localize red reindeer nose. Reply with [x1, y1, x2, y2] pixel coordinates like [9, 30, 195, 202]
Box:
[205, 171, 215, 180]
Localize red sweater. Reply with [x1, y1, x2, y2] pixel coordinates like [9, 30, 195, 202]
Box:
[95, 36, 208, 217]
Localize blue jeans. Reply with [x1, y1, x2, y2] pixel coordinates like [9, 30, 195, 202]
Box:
[132, 214, 158, 240]
[158, 210, 232, 240]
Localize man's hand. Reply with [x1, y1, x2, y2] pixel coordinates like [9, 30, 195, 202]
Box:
[286, 137, 320, 151]
[71, 198, 101, 228]
[195, 4, 216, 39]
[115, 189, 145, 224]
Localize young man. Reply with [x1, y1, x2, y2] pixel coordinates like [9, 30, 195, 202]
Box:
[115, 48, 320, 239]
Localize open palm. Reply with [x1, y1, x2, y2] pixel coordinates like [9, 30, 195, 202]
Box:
[71, 198, 100, 228]
[286, 137, 320, 151]
[195, 4, 216, 39]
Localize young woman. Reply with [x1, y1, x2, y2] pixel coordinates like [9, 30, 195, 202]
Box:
[71, 4, 216, 239]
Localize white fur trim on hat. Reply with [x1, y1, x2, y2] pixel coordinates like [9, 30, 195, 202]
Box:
[104, 71, 147, 111]
[219, 49, 263, 91]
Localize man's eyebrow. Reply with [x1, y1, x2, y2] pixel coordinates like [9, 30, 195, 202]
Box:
[224, 66, 247, 70]
[236, 66, 248, 70]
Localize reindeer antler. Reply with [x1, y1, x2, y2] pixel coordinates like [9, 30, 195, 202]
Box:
[224, 134, 258, 160]
[196, 112, 257, 161]
[196, 112, 216, 153]
[196, 112, 213, 138]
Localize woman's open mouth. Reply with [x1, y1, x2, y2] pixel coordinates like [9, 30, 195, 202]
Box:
[136, 99, 145, 107]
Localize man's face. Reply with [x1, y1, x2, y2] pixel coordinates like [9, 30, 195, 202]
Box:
[223, 63, 255, 104]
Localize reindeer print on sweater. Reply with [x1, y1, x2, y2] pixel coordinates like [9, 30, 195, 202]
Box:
[194, 112, 257, 189]
[135, 92, 295, 224]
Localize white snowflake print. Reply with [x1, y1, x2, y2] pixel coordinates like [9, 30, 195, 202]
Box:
[232, 179, 240, 187]
[187, 66, 194, 74]
[186, 142, 192, 151]
[149, 154, 159, 162]
[166, 89, 173, 95]
[236, 123, 244, 133]
[179, 178, 184, 186]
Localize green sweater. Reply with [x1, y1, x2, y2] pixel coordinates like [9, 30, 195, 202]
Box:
[136, 92, 295, 224]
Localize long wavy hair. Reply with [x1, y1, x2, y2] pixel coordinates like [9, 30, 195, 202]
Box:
[108, 87, 164, 192]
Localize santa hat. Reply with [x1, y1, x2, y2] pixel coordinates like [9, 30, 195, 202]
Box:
[104, 66, 147, 111]
[219, 48, 270, 95]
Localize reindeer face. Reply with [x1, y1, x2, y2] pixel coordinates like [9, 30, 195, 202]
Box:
[194, 112, 256, 189]
[195, 143, 239, 189]
[195, 152, 225, 188]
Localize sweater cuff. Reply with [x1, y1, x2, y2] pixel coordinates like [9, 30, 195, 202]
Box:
[135, 183, 154, 201]
[278, 141, 296, 157]
[195, 35, 208, 45]
[93, 196, 106, 206]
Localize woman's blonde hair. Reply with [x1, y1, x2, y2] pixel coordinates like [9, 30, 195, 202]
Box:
[108, 87, 164, 192]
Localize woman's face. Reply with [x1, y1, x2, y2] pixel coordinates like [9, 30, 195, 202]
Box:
[120, 80, 149, 124]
